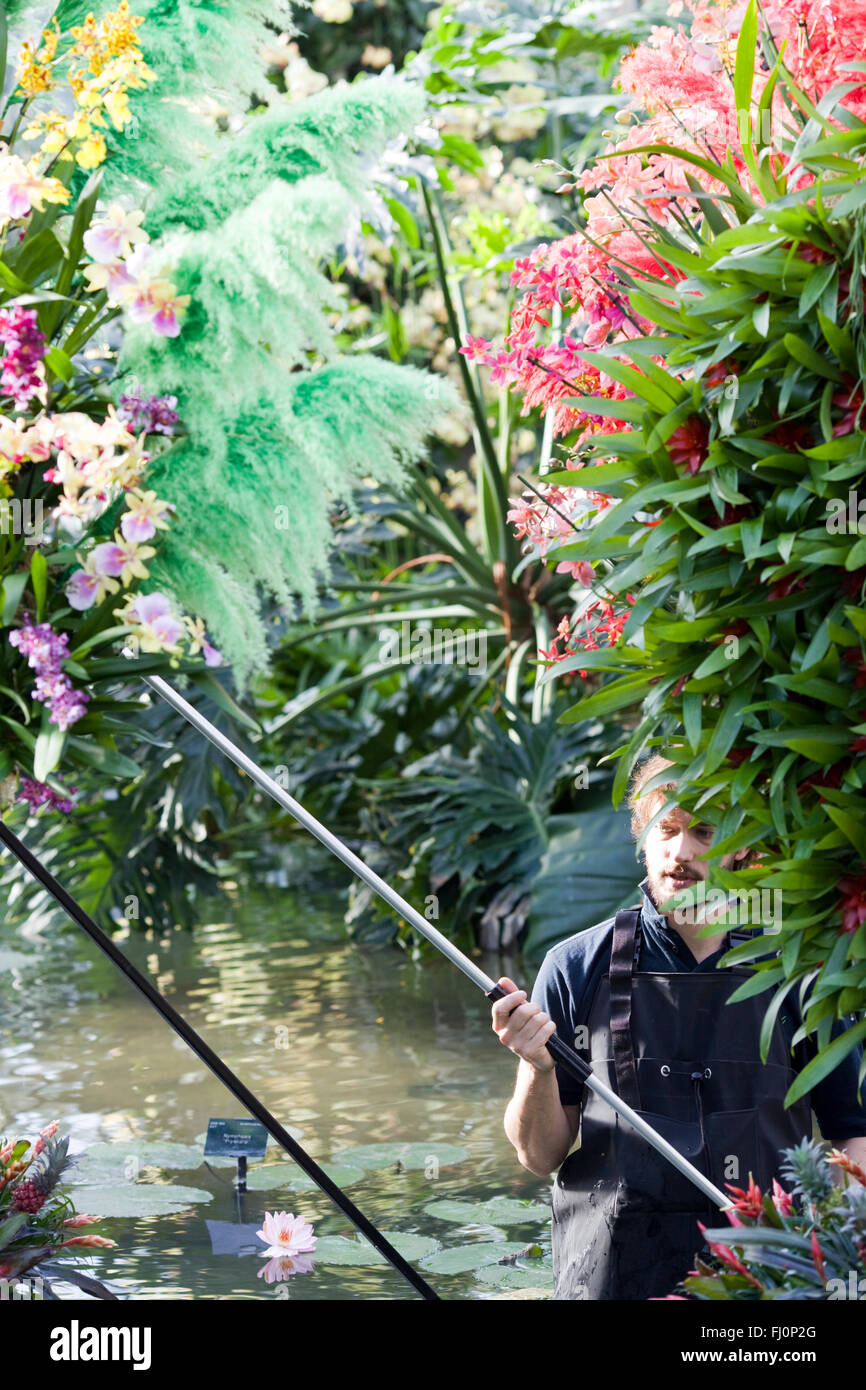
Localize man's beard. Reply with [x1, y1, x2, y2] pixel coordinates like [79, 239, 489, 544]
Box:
[647, 865, 701, 917]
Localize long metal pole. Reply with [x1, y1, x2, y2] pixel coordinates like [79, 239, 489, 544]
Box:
[145, 673, 730, 1211]
[0, 817, 438, 1301]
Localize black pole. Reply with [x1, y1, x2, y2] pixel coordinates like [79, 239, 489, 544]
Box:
[0, 818, 439, 1302]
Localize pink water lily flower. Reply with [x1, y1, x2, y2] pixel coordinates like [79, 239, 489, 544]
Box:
[256, 1211, 317, 1259]
[256, 1254, 315, 1282]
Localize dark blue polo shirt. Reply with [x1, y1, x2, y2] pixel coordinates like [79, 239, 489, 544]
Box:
[530, 877, 866, 1139]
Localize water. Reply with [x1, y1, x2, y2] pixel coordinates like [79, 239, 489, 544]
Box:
[0, 875, 554, 1300]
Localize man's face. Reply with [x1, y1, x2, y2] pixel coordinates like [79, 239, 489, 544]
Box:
[644, 805, 746, 920]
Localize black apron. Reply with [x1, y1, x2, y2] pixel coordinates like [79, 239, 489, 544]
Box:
[552, 906, 812, 1300]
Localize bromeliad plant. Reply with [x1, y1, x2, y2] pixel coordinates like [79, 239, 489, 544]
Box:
[666, 1139, 866, 1300]
[464, 0, 866, 1092]
[0, 1120, 117, 1297]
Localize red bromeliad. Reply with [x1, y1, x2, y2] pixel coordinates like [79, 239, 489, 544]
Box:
[837, 875, 866, 934]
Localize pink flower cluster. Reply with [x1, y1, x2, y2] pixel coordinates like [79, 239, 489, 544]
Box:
[17, 775, 78, 813]
[117, 388, 179, 436]
[0, 306, 46, 410]
[465, 0, 866, 478]
[8, 619, 90, 731]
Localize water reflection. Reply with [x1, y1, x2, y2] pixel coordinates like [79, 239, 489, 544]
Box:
[0, 883, 553, 1299]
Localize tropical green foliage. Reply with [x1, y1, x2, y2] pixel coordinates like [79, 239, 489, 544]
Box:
[511, 17, 866, 1083]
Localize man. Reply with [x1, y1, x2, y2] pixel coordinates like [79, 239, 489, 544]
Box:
[492, 753, 866, 1300]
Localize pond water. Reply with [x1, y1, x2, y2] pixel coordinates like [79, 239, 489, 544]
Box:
[0, 855, 555, 1301]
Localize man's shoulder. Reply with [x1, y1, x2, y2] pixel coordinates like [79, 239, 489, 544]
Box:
[541, 903, 640, 973]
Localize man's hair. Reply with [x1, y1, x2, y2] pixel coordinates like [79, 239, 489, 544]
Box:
[626, 753, 678, 841]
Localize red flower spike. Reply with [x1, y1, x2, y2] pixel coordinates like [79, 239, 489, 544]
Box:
[811, 1231, 827, 1283]
[724, 1175, 764, 1221]
[826, 1149, 866, 1186]
[771, 1178, 795, 1216]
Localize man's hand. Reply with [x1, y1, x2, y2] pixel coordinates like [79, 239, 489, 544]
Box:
[491, 976, 557, 1073]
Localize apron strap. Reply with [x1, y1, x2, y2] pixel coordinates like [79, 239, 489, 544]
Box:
[609, 906, 643, 1109]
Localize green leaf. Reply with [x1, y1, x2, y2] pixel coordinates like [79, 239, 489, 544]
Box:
[783, 333, 841, 381]
[185, 670, 262, 735]
[384, 196, 420, 249]
[0, 4, 7, 105]
[734, 0, 758, 126]
[817, 310, 858, 374]
[0, 714, 36, 751]
[798, 261, 836, 318]
[30, 550, 47, 622]
[65, 737, 142, 779]
[57, 169, 102, 295]
[752, 299, 770, 337]
[682, 690, 702, 753]
[784, 1019, 866, 1104]
[44, 346, 74, 383]
[822, 804, 866, 860]
[33, 718, 66, 782]
[1, 571, 29, 627]
[557, 672, 650, 723]
[0, 260, 32, 296]
[705, 685, 750, 775]
[726, 965, 784, 1004]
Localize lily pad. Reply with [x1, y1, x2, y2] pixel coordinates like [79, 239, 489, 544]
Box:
[486, 1287, 554, 1300]
[330, 1142, 469, 1172]
[79, 1141, 204, 1170]
[0, 947, 34, 971]
[424, 1197, 551, 1227]
[70, 1184, 214, 1218]
[244, 1162, 365, 1192]
[419, 1241, 526, 1275]
[312, 1232, 440, 1266]
[476, 1262, 555, 1289]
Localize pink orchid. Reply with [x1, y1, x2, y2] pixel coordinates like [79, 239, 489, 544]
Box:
[83, 205, 148, 263]
[125, 591, 185, 651]
[91, 541, 127, 578]
[556, 559, 595, 586]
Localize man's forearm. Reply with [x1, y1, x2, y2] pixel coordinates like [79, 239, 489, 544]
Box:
[504, 1059, 576, 1176]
